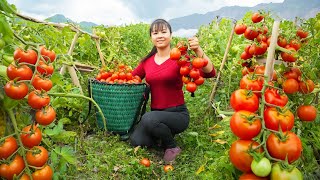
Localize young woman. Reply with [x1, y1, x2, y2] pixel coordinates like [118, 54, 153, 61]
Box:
[129, 19, 216, 163]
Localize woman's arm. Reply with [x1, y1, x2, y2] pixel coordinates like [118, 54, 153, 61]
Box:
[188, 37, 214, 74]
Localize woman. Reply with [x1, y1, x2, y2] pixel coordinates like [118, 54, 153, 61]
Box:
[129, 19, 215, 163]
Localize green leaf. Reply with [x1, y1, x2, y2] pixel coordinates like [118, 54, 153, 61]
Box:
[53, 146, 76, 165]
[3, 95, 19, 110]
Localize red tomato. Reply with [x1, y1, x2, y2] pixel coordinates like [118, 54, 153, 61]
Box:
[283, 68, 301, 81]
[229, 140, 262, 172]
[244, 27, 259, 40]
[139, 158, 150, 167]
[26, 146, 48, 167]
[177, 58, 188, 66]
[180, 66, 190, 76]
[28, 90, 51, 109]
[230, 89, 259, 112]
[176, 41, 188, 52]
[40, 46, 56, 62]
[266, 132, 302, 163]
[240, 51, 253, 60]
[6, 64, 33, 81]
[264, 107, 294, 131]
[251, 12, 264, 23]
[189, 68, 200, 80]
[20, 124, 42, 148]
[35, 106, 56, 125]
[239, 74, 263, 96]
[0, 137, 18, 160]
[182, 76, 191, 84]
[254, 65, 277, 81]
[256, 34, 267, 42]
[186, 82, 197, 93]
[289, 39, 301, 51]
[0, 154, 25, 180]
[4, 81, 29, 100]
[13, 48, 38, 65]
[32, 165, 53, 180]
[296, 29, 308, 39]
[235, 24, 247, 35]
[297, 105, 317, 122]
[282, 78, 299, 94]
[299, 79, 315, 94]
[281, 47, 297, 62]
[230, 111, 261, 140]
[239, 173, 268, 180]
[194, 76, 204, 85]
[170, 48, 181, 60]
[192, 57, 204, 69]
[164, 165, 174, 172]
[277, 36, 287, 48]
[264, 88, 288, 107]
[32, 75, 53, 91]
[36, 60, 54, 75]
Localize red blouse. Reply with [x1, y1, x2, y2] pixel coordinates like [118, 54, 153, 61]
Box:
[132, 55, 215, 109]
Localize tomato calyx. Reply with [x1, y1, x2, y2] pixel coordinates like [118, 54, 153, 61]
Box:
[239, 113, 260, 125]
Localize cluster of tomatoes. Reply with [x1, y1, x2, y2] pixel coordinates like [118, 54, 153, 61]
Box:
[139, 158, 173, 173]
[170, 41, 208, 95]
[1, 46, 56, 180]
[95, 64, 142, 84]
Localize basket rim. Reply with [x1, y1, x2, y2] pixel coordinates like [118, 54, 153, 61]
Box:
[89, 78, 148, 87]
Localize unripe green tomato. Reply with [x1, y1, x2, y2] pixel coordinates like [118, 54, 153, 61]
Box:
[251, 157, 272, 177]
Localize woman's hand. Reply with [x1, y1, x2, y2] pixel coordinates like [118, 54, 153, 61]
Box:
[188, 36, 204, 57]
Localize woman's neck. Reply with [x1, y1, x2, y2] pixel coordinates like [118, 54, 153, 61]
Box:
[156, 46, 171, 57]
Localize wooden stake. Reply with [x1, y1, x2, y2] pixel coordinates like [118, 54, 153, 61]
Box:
[94, 38, 106, 67]
[265, 21, 280, 81]
[209, 22, 236, 103]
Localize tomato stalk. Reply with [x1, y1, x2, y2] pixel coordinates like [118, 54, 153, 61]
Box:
[7, 109, 33, 179]
[0, 133, 17, 141]
[48, 92, 107, 131]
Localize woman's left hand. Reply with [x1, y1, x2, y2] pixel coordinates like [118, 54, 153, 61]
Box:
[188, 36, 201, 51]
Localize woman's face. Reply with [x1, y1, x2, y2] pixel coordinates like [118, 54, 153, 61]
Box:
[151, 25, 172, 49]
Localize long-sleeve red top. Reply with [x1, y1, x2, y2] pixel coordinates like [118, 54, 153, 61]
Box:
[132, 55, 216, 109]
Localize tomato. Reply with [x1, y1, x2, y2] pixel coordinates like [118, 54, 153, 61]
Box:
[189, 68, 200, 80]
[126, 72, 133, 80]
[230, 89, 259, 112]
[248, 44, 257, 55]
[289, 39, 301, 51]
[264, 107, 294, 131]
[28, 90, 50, 109]
[297, 105, 317, 122]
[4, 81, 29, 100]
[229, 140, 262, 172]
[282, 78, 299, 94]
[20, 124, 42, 148]
[194, 76, 204, 85]
[281, 47, 297, 62]
[251, 157, 271, 177]
[277, 37, 287, 48]
[20, 174, 31, 180]
[164, 165, 174, 172]
[255, 42, 268, 56]
[283, 68, 301, 81]
[32, 75, 53, 91]
[264, 88, 288, 107]
[240, 51, 253, 60]
[180, 66, 190, 76]
[182, 76, 190, 84]
[186, 82, 197, 93]
[254, 65, 277, 81]
[251, 12, 264, 23]
[270, 163, 303, 180]
[230, 111, 261, 140]
[170, 48, 181, 60]
[0, 137, 18, 159]
[299, 79, 315, 94]
[32, 165, 53, 180]
[239, 173, 268, 180]
[256, 34, 267, 42]
[176, 41, 188, 52]
[266, 132, 302, 163]
[40, 46, 56, 62]
[13, 48, 38, 65]
[36, 60, 54, 75]
[139, 158, 150, 167]
[235, 24, 247, 35]
[241, 67, 254, 76]
[6, 64, 33, 81]
[177, 58, 188, 66]
[192, 58, 204, 68]
[240, 74, 263, 96]
[26, 146, 48, 167]
[244, 27, 259, 40]
[0, 154, 25, 180]
[296, 29, 308, 39]
[35, 106, 56, 125]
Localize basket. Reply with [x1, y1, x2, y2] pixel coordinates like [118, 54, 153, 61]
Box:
[88, 79, 149, 134]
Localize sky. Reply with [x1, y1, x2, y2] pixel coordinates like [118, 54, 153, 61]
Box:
[7, 0, 284, 26]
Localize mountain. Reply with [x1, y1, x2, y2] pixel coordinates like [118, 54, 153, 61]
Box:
[45, 14, 98, 33]
[168, 0, 320, 31]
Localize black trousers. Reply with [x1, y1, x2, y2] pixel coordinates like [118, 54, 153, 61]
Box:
[129, 104, 190, 149]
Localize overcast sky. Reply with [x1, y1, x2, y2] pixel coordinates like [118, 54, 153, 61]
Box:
[8, 0, 284, 26]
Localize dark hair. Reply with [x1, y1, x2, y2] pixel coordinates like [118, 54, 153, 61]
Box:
[141, 19, 172, 62]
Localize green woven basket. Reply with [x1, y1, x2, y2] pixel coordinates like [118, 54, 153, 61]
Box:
[89, 79, 148, 134]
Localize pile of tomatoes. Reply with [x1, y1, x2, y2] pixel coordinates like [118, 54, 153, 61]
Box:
[1, 46, 56, 180]
[228, 12, 317, 180]
[170, 41, 208, 95]
[95, 64, 142, 84]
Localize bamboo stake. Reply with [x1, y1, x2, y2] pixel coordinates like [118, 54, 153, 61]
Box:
[60, 31, 81, 74]
[209, 22, 236, 103]
[265, 21, 280, 81]
[94, 38, 106, 67]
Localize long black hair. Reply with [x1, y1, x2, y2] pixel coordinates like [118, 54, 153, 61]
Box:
[141, 19, 172, 62]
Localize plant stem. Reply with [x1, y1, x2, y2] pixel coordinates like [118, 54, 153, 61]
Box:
[48, 93, 107, 131]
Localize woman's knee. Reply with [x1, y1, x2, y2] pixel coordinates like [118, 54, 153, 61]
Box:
[140, 112, 159, 130]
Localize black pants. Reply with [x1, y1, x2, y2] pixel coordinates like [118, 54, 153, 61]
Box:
[129, 104, 189, 149]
